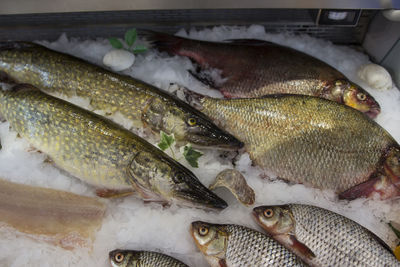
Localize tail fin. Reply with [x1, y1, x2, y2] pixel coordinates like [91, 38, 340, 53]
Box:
[140, 30, 184, 54]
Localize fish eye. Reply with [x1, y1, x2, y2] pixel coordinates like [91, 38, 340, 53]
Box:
[357, 93, 366, 101]
[114, 253, 124, 263]
[263, 209, 274, 218]
[198, 226, 209, 236]
[187, 118, 197, 126]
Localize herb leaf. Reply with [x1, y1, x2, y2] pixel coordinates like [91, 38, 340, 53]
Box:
[133, 45, 148, 54]
[108, 38, 123, 49]
[125, 29, 137, 47]
[183, 144, 203, 168]
[158, 131, 175, 151]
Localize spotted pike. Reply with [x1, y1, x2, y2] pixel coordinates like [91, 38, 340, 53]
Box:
[185, 90, 400, 200]
[0, 42, 242, 150]
[0, 84, 227, 209]
[253, 204, 400, 267]
[190, 221, 305, 267]
[145, 31, 380, 118]
[109, 249, 189, 267]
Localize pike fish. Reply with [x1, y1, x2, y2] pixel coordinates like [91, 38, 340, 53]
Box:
[253, 204, 400, 267]
[185, 90, 400, 200]
[145, 31, 380, 118]
[190, 221, 305, 267]
[0, 84, 228, 209]
[109, 249, 189, 267]
[0, 42, 242, 150]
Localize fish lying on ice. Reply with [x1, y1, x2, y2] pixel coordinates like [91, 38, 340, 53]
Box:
[190, 221, 305, 267]
[109, 249, 189, 267]
[184, 89, 400, 200]
[144, 31, 380, 118]
[253, 204, 400, 266]
[0, 83, 227, 209]
[0, 42, 243, 150]
[0, 179, 105, 249]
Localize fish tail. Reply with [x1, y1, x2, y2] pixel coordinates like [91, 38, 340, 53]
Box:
[140, 30, 184, 54]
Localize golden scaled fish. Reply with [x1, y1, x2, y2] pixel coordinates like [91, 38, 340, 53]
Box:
[184, 90, 400, 200]
[190, 221, 305, 267]
[144, 31, 380, 118]
[109, 249, 189, 267]
[0, 42, 243, 150]
[253, 204, 400, 267]
[0, 84, 227, 209]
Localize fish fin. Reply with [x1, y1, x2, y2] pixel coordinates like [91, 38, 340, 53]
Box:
[95, 188, 134, 198]
[339, 174, 400, 200]
[223, 38, 277, 46]
[188, 69, 218, 89]
[10, 83, 39, 93]
[182, 87, 206, 110]
[289, 235, 316, 260]
[0, 70, 17, 85]
[140, 30, 184, 54]
[0, 41, 38, 51]
[218, 259, 228, 267]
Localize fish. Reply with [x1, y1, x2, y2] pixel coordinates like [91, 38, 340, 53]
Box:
[144, 31, 380, 118]
[252, 204, 400, 267]
[0, 178, 105, 249]
[184, 89, 400, 200]
[0, 83, 228, 210]
[109, 249, 189, 267]
[190, 221, 305, 267]
[0, 42, 243, 150]
[209, 169, 255, 206]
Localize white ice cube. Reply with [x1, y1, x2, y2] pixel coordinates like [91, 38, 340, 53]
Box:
[357, 63, 393, 90]
[102, 49, 135, 71]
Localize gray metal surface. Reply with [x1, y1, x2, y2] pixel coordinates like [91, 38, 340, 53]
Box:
[0, 9, 377, 44]
[0, 0, 398, 15]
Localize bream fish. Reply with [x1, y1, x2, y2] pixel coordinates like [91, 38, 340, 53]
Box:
[0, 42, 243, 149]
[145, 31, 380, 118]
[0, 83, 227, 209]
[109, 249, 189, 267]
[253, 204, 400, 266]
[191, 221, 305, 267]
[185, 90, 400, 200]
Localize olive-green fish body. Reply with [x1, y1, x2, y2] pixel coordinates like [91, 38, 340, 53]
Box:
[0, 85, 228, 209]
[191, 221, 305, 267]
[253, 205, 400, 267]
[189, 92, 400, 199]
[109, 250, 189, 267]
[0, 42, 242, 149]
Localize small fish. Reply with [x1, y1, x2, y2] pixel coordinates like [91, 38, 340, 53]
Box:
[253, 204, 400, 267]
[145, 31, 380, 118]
[0, 42, 243, 150]
[184, 89, 400, 200]
[190, 221, 305, 267]
[209, 169, 255, 206]
[0, 83, 227, 209]
[109, 249, 189, 267]
[0, 178, 105, 249]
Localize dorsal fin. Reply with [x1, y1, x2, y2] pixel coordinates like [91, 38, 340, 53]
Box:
[223, 38, 277, 46]
[0, 41, 39, 51]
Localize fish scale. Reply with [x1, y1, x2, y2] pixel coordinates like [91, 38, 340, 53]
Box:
[194, 94, 399, 197]
[109, 250, 189, 267]
[289, 204, 399, 266]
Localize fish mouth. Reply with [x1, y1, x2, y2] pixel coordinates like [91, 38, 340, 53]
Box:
[252, 206, 264, 223]
[365, 105, 381, 119]
[176, 188, 228, 210]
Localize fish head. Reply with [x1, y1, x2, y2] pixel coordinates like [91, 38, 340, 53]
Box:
[109, 249, 132, 267]
[142, 97, 243, 150]
[252, 205, 294, 235]
[128, 151, 228, 210]
[191, 221, 228, 260]
[330, 79, 380, 118]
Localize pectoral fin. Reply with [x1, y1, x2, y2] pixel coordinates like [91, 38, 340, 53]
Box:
[96, 188, 134, 198]
[289, 235, 316, 260]
[218, 259, 228, 267]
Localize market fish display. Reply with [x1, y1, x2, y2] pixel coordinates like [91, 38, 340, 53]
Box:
[0, 42, 243, 150]
[185, 90, 400, 199]
[191, 221, 305, 267]
[253, 204, 400, 266]
[109, 249, 189, 267]
[145, 31, 380, 118]
[0, 179, 105, 249]
[0, 84, 227, 209]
